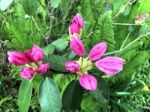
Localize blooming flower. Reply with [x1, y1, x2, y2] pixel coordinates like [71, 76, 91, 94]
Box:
[8, 45, 50, 80]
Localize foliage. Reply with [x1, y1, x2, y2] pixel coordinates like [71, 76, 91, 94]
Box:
[0, 0, 150, 112]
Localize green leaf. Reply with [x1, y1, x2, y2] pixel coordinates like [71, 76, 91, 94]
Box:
[43, 44, 55, 56]
[62, 80, 83, 111]
[18, 80, 33, 112]
[96, 11, 116, 51]
[22, 0, 38, 15]
[51, 39, 68, 52]
[51, 0, 60, 8]
[81, 93, 99, 112]
[39, 77, 62, 112]
[44, 54, 69, 72]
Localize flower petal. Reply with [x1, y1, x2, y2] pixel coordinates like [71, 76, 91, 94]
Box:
[70, 36, 85, 56]
[79, 74, 97, 91]
[65, 61, 80, 73]
[95, 56, 125, 76]
[88, 42, 107, 61]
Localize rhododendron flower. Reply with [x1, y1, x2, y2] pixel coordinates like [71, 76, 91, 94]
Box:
[135, 13, 149, 24]
[72, 13, 84, 28]
[30, 45, 44, 62]
[36, 63, 50, 74]
[8, 45, 50, 80]
[66, 37, 125, 90]
[79, 74, 97, 91]
[65, 61, 80, 73]
[69, 14, 84, 36]
[95, 56, 125, 76]
[70, 36, 85, 56]
[8, 51, 28, 66]
[20, 67, 35, 79]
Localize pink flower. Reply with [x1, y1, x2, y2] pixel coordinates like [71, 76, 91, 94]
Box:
[88, 42, 107, 61]
[36, 63, 50, 74]
[72, 14, 84, 28]
[24, 50, 33, 63]
[8, 51, 28, 66]
[30, 45, 44, 62]
[65, 61, 80, 73]
[79, 74, 97, 91]
[70, 36, 85, 56]
[20, 67, 35, 79]
[95, 56, 125, 76]
[69, 23, 81, 35]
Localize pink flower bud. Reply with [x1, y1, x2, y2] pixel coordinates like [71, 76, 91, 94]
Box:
[20, 67, 35, 79]
[88, 42, 107, 61]
[70, 37, 85, 56]
[24, 50, 33, 63]
[79, 74, 97, 91]
[72, 14, 84, 28]
[8, 51, 28, 66]
[36, 62, 50, 74]
[69, 23, 81, 35]
[30, 45, 44, 62]
[95, 56, 125, 76]
[135, 13, 149, 24]
[65, 61, 80, 73]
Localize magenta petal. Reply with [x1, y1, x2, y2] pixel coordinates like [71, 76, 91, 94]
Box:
[20, 67, 35, 80]
[8, 51, 28, 66]
[88, 42, 107, 61]
[36, 62, 50, 74]
[79, 74, 97, 91]
[72, 14, 84, 28]
[95, 56, 125, 76]
[65, 61, 80, 73]
[30, 45, 44, 62]
[70, 36, 85, 56]
[69, 23, 81, 35]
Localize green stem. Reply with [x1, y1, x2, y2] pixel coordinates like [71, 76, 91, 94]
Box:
[105, 32, 150, 55]
[120, 32, 131, 50]
[113, 23, 142, 26]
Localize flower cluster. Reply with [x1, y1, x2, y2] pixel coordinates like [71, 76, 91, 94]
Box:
[65, 14, 125, 91]
[135, 13, 149, 25]
[8, 45, 50, 79]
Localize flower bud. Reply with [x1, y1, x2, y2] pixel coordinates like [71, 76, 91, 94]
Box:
[65, 61, 80, 73]
[8, 51, 28, 66]
[95, 56, 125, 76]
[69, 23, 81, 35]
[88, 42, 107, 61]
[79, 74, 97, 91]
[70, 37, 85, 56]
[24, 50, 33, 63]
[20, 67, 35, 79]
[135, 13, 149, 24]
[36, 63, 50, 74]
[72, 14, 84, 28]
[30, 45, 44, 62]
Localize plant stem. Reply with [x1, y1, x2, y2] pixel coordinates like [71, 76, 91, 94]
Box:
[113, 23, 142, 26]
[105, 32, 150, 55]
[120, 32, 131, 50]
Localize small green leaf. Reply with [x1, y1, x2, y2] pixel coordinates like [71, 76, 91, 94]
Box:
[62, 80, 83, 111]
[44, 54, 69, 72]
[51, 39, 68, 52]
[51, 0, 60, 8]
[39, 77, 62, 112]
[43, 44, 55, 56]
[18, 80, 33, 112]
